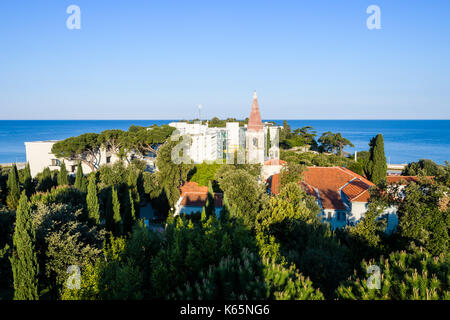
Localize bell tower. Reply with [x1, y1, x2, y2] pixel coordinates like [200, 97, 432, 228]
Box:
[246, 92, 265, 164]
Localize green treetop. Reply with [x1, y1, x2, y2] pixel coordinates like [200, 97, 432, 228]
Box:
[86, 174, 100, 224]
[112, 186, 122, 236]
[74, 162, 87, 192]
[364, 134, 387, 184]
[57, 161, 69, 186]
[6, 164, 21, 210]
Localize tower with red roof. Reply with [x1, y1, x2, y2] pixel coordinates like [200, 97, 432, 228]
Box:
[246, 91, 265, 164]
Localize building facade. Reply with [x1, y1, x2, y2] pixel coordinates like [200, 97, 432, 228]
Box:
[169, 92, 280, 165]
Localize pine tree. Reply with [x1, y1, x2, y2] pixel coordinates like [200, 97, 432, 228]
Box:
[112, 186, 122, 235]
[74, 162, 87, 192]
[364, 134, 387, 184]
[6, 164, 21, 210]
[10, 191, 39, 300]
[22, 163, 34, 197]
[86, 174, 100, 224]
[58, 161, 69, 186]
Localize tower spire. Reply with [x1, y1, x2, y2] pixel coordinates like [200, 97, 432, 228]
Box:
[247, 91, 263, 131]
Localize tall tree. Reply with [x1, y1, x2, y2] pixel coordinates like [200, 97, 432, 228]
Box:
[364, 134, 387, 184]
[57, 161, 69, 186]
[86, 174, 100, 224]
[155, 138, 194, 209]
[112, 186, 122, 236]
[22, 163, 34, 197]
[266, 128, 271, 157]
[6, 164, 20, 210]
[38, 167, 53, 192]
[122, 186, 135, 235]
[74, 162, 87, 192]
[205, 180, 215, 217]
[10, 191, 39, 300]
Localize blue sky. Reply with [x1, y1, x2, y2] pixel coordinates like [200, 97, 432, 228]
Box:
[0, 0, 449, 120]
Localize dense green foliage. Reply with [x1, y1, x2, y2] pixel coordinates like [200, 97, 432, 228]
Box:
[0, 124, 448, 301]
[402, 159, 443, 176]
[336, 249, 449, 299]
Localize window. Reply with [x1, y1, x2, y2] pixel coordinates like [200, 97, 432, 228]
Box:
[327, 212, 332, 220]
[106, 156, 111, 164]
[337, 212, 346, 221]
[71, 165, 76, 173]
[253, 137, 258, 147]
[51, 159, 61, 167]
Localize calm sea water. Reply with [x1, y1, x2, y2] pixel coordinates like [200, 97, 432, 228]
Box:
[0, 120, 449, 165]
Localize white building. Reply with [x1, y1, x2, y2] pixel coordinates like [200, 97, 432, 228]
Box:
[169, 92, 281, 166]
[25, 140, 139, 178]
[25, 140, 103, 177]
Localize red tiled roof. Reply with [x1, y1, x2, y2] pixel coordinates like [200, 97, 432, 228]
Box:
[341, 179, 371, 202]
[180, 182, 208, 194]
[302, 167, 374, 209]
[264, 159, 287, 166]
[247, 93, 263, 131]
[270, 174, 280, 195]
[386, 176, 433, 185]
[179, 181, 223, 207]
[269, 166, 376, 210]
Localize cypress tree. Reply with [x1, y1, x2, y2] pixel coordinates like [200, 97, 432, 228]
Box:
[58, 161, 69, 186]
[205, 180, 215, 217]
[201, 206, 207, 222]
[74, 162, 87, 192]
[112, 186, 122, 235]
[364, 134, 387, 184]
[86, 174, 100, 224]
[39, 167, 53, 192]
[6, 164, 20, 210]
[22, 163, 34, 197]
[105, 188, 114, 231]
[266, 128, 271, 157]
[10, 191, 39, 300]
[122, 187, 135, 235]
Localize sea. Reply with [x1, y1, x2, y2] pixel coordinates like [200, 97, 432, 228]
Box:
[0, 120, 449, 165]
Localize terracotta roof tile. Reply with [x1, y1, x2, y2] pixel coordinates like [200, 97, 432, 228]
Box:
[386, 176, 433, 185]
[341, 179, 371, 202]
[270, 174, 280, 195]
[264, 159, 287, 166]
[179, 181, 223, 207]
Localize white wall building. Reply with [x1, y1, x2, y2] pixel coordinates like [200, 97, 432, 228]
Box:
[169, 92, 281, 166]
